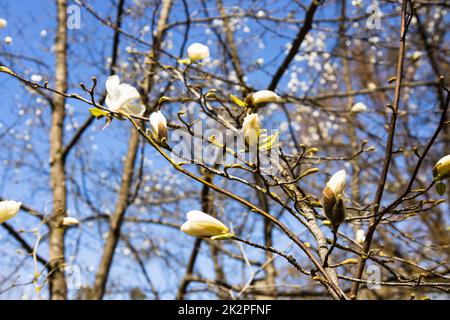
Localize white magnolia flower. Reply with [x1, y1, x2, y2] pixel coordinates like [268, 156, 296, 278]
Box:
[180, 210, 229, 238]
[250, 90, 280, 106]
[4, 36, 12, 45]
[149, 111, 168, 142]
[242, 113, 261, 148]
[62, 217, 79, 227]
[0, 200, 21, 224]
[433, 155, 450, 180]
[351, 102, 368, 113]
[187, 43, 210, 61]
[355, 229, 365, 244]
[105, 75, 144, 116]
[322, 170, 347, 229]
[0, 18, 7, 29]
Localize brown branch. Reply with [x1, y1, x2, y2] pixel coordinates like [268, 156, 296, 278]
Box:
[1, 223, 49, 268]
[268, 1, 321, 91]
[350, 0, 412, 298]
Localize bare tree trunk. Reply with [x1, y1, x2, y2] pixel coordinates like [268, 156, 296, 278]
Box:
[254, 178, 277, 299]
[176, 238, 202, 300]
[91, 129, 140, 299]
[48, 0, 68, 300]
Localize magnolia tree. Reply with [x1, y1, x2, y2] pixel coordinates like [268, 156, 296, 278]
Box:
[0, 0, 449, 300]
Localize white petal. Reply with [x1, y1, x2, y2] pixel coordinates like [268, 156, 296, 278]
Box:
[123, 104, 145, 117]
[118, 83, 140, 100]
[105, 95, 119, 111]
[326, 169, 346, 195]
[106, 75, 120, 96]
[105, 76, 122, 110]
[110, 83, 140, 112]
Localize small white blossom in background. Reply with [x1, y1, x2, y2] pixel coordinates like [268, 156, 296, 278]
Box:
[180, 210, 231, 239]
[31, 74, 43, 82]
[0, 18, 7, 29]
[62, 217, 79, 227]
[105, 75, 145, 116]
[4, 36, 12, 45]
[411, 51, 423, 62]
[351, 102, 368, 113]
[351, 0, 362, 7]
[0, 200, 21, 224]
[367, 82, 377, 90]
[355, 229, 365, 244]
[187, 43, 209, 62]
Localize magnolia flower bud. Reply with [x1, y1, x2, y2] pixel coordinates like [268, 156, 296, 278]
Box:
[149, 111, 168, 143]
[351, 102, 368, 113]
[62, 217, 79, 227]
[322, 170, 347, 230]
[242, 113, 261, 148]
[180, 210, 230, 238]
[0, 200, 21, 224]
[355, 229, 365, 244]
[187, 43, 209, 61]
[105, 75, 144, 116]
[433, 155, 450, 180]
[249, 90, 280, 106]
[0, 18, 7, 29]
[4, 36, 12, 45]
